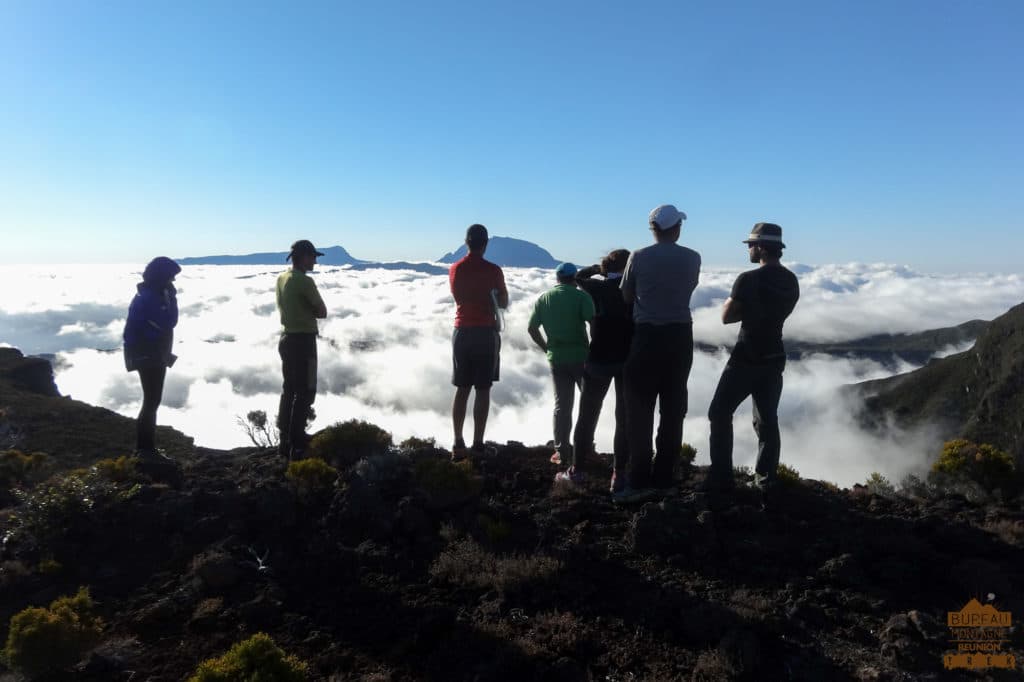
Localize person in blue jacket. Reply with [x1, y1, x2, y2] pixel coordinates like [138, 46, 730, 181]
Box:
[123, 257, 181, 457]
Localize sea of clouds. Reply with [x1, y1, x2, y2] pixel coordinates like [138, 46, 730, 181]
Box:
[1, 262, 1022, 487]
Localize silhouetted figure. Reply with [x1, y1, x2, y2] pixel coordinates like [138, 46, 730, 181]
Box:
[449, 224, 508, 459]
[528, 263, 595, 480]
[566, 250, 633, 490]
[706, 223, 800, 508]
[124, 257, 181, 457]
[617, 205, 701, 503]
[276, 240, 327, 460]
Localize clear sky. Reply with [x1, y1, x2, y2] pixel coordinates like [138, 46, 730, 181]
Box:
[1, 1, 1021, 271]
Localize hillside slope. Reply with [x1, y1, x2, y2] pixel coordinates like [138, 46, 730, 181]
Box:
[858, 302, 1024, 466]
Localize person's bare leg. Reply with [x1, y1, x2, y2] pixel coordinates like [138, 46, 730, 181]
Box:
[472, 386, 490, 445]
[453, 385, 472, 445]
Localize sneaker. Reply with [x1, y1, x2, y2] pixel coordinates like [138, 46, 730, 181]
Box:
[550, 451, 562, 465]
[136, 448, 172, 461]
[609, 470, 627, 494]
[451, 440, 468, 462]
[553, 467, 584, 487]
[612, 487, 657, 505]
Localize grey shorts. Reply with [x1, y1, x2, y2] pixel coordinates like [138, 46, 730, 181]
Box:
[452, 327, 500, 388]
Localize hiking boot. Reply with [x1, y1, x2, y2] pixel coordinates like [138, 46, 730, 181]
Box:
[470, 442, 496, 457]
[612, 487, 657, 505]
[553, 467, 585, 487]
[451, 440, 468, 462]
[550, 451, 562, 465]
[609, 470, 627, 494]
[135, 448, 172, 462]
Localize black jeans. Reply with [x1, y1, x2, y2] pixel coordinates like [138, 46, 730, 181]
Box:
[136, 364, 167, 452]
[278, 333, 318, 448]
[707, 361, 784, 486]
[572, 362, 627, 473]
[624, 323, 693, 489]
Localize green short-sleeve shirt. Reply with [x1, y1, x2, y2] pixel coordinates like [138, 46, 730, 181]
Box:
[276, 269, 325, 334]
[528, 284, 595, 364]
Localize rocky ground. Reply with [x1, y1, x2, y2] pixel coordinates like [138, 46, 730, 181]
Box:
[1, 347, 1023, 681]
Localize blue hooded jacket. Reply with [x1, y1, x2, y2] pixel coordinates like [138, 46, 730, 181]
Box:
[124, 257, 181, 370]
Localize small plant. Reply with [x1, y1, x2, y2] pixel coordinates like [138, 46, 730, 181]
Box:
[353, 452, 411, 484]
[865, 472, 896, 497]
[237, 410, 279, 448]
[399, 436, 437, 451]
[3, 587, 103, 677]
[680, 443, 697, 467]
[429, 538, 561, 593]
[285, 458, 338, 499]
[931, 439, 1017, 494]
[413, 458, 481, 508]
[477, 513, 512, 545]
[188, 632, 308, 682]
[38, 557, 62, 575]
[92, 456, 139, 483]
[0, 450, 52, 488]
[776, 463, 801, 486]
[310, 419, 393, 468]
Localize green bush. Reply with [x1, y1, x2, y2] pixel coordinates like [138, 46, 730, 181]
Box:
[931, 439, 1017, 493]
[0, 450, 52, 488]
[285, 458, 337, 499]
[776, 463, 801, 486]
[865, 472, 896, 497]
[188, 632, 308, 681]
[413, 458, 481, 508]
[310, 419, 392, 468]
[3, 587, 103, 677]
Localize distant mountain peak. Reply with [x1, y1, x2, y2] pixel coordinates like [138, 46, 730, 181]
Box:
[438, 236, 560, 268]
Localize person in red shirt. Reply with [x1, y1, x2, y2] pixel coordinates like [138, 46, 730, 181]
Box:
[449, 224, 509, 459]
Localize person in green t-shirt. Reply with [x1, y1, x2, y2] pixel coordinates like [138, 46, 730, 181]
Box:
[528, 262, 595, 475]
[276, 239, 327, 460]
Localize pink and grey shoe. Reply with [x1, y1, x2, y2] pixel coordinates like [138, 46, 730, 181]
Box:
[550, 451, 562, 465]
[554, 467, 585, 487]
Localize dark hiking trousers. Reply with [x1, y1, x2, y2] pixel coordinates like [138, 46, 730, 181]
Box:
[707, 361, 784, 486]
[278, 333, 318, 450]
[136, 364, 167, 451]
[572, 362, 627, 473]
[624, 323, 693, 489]
[551, 362, 585, 462]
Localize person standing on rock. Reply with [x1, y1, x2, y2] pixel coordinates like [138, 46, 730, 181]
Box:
[528, 262, 596, 478]
[706, 223, 800, 509]
[616, 204, 701, 503]
[449, 224, 508, 459]
[559, 250, 633, 490]
[276, 239, 327, 460]
[123, 256, 181, 459]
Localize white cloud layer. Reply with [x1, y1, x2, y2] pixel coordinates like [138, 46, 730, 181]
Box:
[1, 263, 1021, 487]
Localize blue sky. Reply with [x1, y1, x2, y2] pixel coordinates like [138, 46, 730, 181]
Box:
[1, 1, 1021, 271]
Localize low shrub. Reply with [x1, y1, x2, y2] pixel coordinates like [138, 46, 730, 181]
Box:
[92, 455, 140, 483]
[865, 472, 896, 497]
[0, 450, 52, 488]
[429, 538, 561, 593]
[476, 513, 512, 545]
[680, 443, 697, 468]
[188, 632, 308, 682]
[285, 458, 337, 499]
[353, 452, 411, 484]
[931, 439, 1017, 494]
[399, 436, 437, 451]
[310, 419, 392, 468]
[776, 463, 801, 486]
[413, 458, 481, 508]
[3, 587, 103, 677]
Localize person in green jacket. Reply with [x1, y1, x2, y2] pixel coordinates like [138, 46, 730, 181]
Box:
[528, 263, 595, 481]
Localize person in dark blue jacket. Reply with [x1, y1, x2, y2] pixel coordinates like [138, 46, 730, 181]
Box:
[123, 257, 181, 457]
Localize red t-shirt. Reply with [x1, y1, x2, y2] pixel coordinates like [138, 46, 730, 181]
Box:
[450, 253, 507, 328]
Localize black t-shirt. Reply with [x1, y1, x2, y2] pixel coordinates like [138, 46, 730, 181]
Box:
[578, 276, 633, 364]
[730, 265, 800, 365]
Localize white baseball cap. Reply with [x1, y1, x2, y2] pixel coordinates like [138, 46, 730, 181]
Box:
[649, 204, 687, 231]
